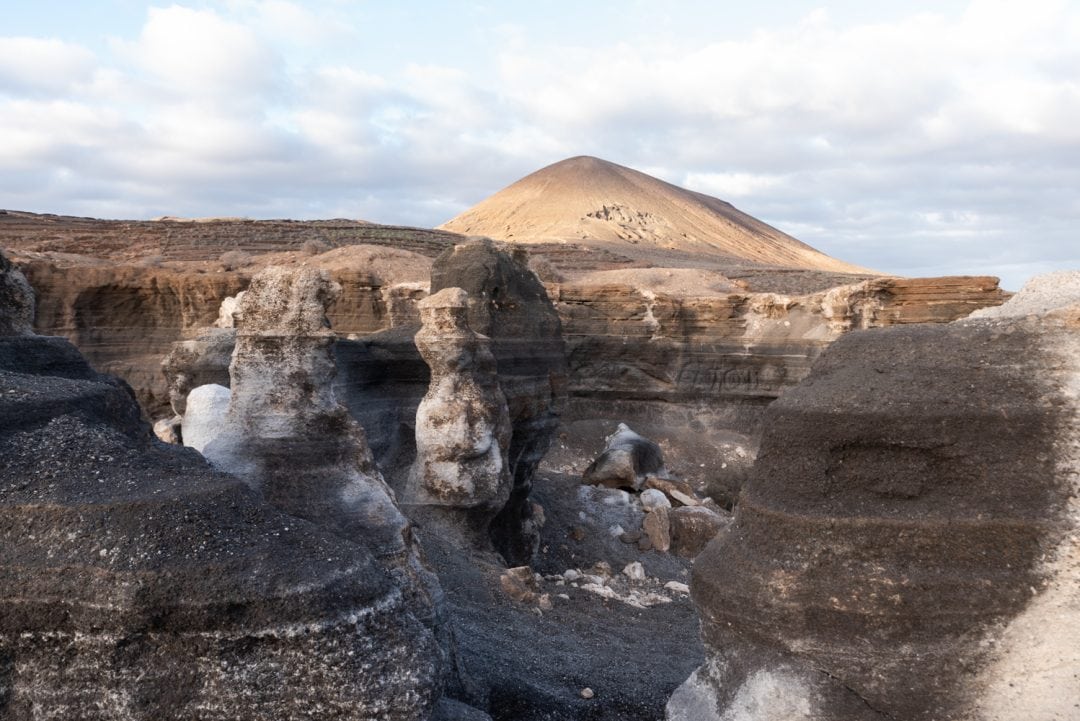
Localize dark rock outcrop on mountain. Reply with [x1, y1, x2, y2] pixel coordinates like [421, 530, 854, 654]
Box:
[0, 255, 441, 720]
[405, 288, 513, 551]
[668, 282, 1080, 720]
[430, 239, 569, 565]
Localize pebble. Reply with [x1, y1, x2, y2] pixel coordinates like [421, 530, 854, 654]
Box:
[580, 687, 595, 699]
[640, 488, 671, 511]
[619, 529, 642, 544]
[664, 581, 691, 594]
[622, 561, 645, 581]
[590, 560, 613, 577]
[581, 583, 618, 600]
[668, 488, 699, 507]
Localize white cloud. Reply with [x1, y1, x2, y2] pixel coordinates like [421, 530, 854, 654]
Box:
[0, 37, 96, 95]
[113, 5, 277, 101]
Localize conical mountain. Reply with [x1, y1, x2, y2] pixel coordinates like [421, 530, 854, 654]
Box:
[439, 156, 868, 273]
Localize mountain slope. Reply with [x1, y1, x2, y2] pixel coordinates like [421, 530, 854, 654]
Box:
[439, 156, 869, 273]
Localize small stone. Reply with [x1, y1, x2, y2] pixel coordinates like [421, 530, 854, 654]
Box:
[669, 506, 730, 558]
[622, 561, 645, 581]
[664, 581, 691, 594]
[619, 530, 642, 544]
[500, 566, 539, 603]
[642, 506, 671, 552]
[637, 536, 653, 552]
[563, 569, 581, 582]
[538, 593, 553, 611]
[557, 593, 570, 601]
[581, 583, 617, 600]
[640, 488, 671, 511]
[644, 476, 701, 506]
[582, 423, 667, 490]
[153, 415, 182, 445]
[570, 526, 587, 541]
[668, 489, 700, 507]
[590, 560, 613, 577]
[580, 687, 595, 699]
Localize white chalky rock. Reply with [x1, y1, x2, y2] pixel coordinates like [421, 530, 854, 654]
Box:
[622, 561, 646, 582]
[406, 288, 512, 537]
[180, 384, 231, 453]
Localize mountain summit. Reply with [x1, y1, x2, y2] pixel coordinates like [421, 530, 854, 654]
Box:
[439, 156, 867, 273]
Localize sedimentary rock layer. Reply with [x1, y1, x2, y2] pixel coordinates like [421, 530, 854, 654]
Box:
[0, 258, 440, 719]
[553, 275, 1007, 448]
[668, 282, 1079, 720]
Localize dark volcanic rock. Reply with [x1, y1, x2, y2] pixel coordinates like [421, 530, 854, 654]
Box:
[582, 423, 667, 491]
[430, 239, 568, 565]
[0, 250, 34, 336]
[669, 300, 1080, 719]
[0, 333, 440, 719]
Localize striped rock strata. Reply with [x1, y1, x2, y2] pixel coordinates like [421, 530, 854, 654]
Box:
[0, 254, 440, 720]
[667, 273, 1080, 720]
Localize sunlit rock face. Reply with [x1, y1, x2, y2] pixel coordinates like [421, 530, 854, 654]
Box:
[0, 257, 440, 720]
[669, 274, 1080, 721]
[405, 287, 512, 550]
[429, 239, 568, 565]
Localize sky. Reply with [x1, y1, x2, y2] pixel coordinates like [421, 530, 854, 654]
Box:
[1, 1, 1078, 289]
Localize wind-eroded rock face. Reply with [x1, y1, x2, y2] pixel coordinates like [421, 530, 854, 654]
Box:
[15, 247, 435, 417]
[197, 267, 455, 694]
[668, 278, 1080, 720]
[430, 239, 568, 565]
[201, 268, 438, 602]
[406, 287, 512, 549]
[554, 275, 1007, 494]
[0, 257, 440, 720]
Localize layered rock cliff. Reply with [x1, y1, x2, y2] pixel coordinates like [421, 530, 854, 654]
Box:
[0, 254, 442, 720]
[667, 274, 1080, 720]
